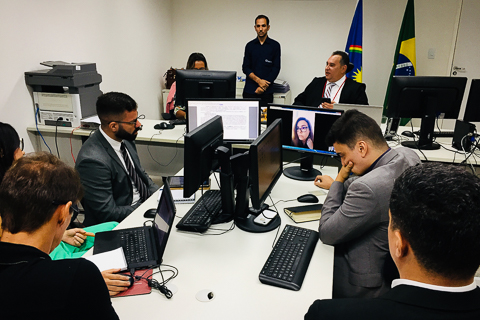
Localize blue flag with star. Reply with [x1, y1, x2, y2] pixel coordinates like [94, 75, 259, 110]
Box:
[345, 0, 363, 83]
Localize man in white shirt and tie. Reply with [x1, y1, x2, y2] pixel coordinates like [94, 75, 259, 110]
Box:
[293, 51, 368, 108]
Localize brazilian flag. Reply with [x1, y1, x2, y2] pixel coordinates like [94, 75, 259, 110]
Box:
[345, 0, 363, 83]
[383, 0, 416, 122]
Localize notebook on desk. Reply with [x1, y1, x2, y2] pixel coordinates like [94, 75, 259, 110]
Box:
[93, 178, 176, 270]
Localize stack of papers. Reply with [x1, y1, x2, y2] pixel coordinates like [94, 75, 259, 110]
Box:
[272, 79, 290, 93]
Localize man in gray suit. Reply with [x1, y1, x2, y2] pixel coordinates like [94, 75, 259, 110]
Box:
[76, 92, 158, 227]
[306, 163, 480, 319]
[314, 110, 421, 298]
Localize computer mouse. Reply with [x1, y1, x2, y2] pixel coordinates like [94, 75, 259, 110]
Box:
[297, 194, 319, 203]
[123, 274, 134, 288]
[401, 131, 415, 138]
[143, 208, 157, 218]
[154, 122, 175, 130]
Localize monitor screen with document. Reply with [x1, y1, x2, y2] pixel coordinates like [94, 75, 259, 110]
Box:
[187, 99, 260, 143]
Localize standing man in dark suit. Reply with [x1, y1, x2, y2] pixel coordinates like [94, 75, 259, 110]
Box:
[306, 163, 480, 319]
[242, 14, 281, 107]
[76, 92, 158, 226]
[314, 110, 420, 298]
[294, 51, 368, 108]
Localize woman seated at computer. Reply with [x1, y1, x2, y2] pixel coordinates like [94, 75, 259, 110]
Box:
[292, 117, 314, 149]
[166, 52, 209, 120]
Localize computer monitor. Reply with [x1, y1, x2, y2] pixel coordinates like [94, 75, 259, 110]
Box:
[175, 69, 236, 108]
[233, 119, 283, 233]
[462, 79, 480, 123]
[386, 76, 467, 150]
[186, 99, 261, 143]
[267, 104, 344, 181]
[183, 115, 223, 198]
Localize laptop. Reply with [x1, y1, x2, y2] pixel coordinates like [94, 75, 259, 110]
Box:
[93, 178, 176, 271]
[333, 103, 384, 126]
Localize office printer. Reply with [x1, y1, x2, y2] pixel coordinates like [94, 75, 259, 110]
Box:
[25, 61, 102, 127]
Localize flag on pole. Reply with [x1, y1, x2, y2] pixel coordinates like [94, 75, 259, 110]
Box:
[383, 0, 416, 119]
[345, 0, 363, 83]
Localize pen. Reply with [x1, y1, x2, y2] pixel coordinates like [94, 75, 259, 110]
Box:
[85, 232, 95, 237]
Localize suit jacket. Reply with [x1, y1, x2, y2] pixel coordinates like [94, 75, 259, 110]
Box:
[76, 130, 158, 226]
[319, 148, 421, 298]
[293, 76, 368, 107]
[305, 285, 480, 320]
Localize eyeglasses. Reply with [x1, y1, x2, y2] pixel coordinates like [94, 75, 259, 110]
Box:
[110, 114, 145, 126]
[296, 125, 309, 132]
[52, 201, 79, 216]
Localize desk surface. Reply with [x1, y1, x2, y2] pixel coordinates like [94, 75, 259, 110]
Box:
[29, 121, 480, 165]
[387, 126, 480, 165]
[27, 119, 187, 144]
[91, 165, 337, 319]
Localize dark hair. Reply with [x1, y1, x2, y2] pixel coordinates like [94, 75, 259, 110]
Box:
[186, 53, 209, 70]
[332, 50, 350, 66]
[0, 152, 83, 234]
[390, 163, 480, 280]
[292, 117, 313, 146]
[96, 92, 138, 124]
[0, 122, 21, 182]
[326, 109, 386, 149]
[255, 14, 270, 26]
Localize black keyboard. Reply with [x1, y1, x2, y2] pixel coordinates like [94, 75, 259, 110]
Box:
[119, 228, 149, 265]
[169, 119, 187, 125]
[413, 130, 454, 138]
[176, 190, 222, 233]
[259, 225, 318, 291]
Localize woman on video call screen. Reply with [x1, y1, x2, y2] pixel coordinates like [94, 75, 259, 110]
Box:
[292, 114, 314, 149]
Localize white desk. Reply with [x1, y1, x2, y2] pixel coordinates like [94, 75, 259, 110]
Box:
[94, 165, 337, 319]
[387, 126, 480, 165]
[26, 119, 187, 178]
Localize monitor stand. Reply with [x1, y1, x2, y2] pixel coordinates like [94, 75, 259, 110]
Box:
[283, 153, 321, 181]
[235, 211, 281, 233]
[232, 158, 281, 233]
[401, 114, 440, 150]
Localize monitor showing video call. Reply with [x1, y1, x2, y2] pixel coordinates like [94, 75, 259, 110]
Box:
[267, 104, 343, 156]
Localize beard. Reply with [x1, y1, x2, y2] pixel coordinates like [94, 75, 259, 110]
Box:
[116, 125, 141, 141]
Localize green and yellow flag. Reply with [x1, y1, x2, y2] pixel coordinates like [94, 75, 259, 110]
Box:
[383, 0, 416, 123]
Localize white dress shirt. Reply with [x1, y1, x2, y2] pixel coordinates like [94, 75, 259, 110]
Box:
[99, 127, 141, 205]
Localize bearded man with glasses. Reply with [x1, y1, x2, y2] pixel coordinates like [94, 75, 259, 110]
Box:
[76, 92, 158, 227]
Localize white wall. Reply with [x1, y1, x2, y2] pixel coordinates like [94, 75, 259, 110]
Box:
[0, 0, 172, 152]
[171, 0, 462, 107]
[0, 0, 463, 153]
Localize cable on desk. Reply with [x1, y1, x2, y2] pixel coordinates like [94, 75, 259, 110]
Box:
[55, 118, 63, 159]
[70, 125, 81, 163]
[147, 132, 184, 167]
[268, 195, 282, 248]
[34, 105, 52, 153]
[133, 264, 179, 299]
[408, 121, 429, 161]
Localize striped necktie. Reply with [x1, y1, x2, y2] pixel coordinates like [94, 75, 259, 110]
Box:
[324, 82, 336, 99]
[120, 142, 149, 201]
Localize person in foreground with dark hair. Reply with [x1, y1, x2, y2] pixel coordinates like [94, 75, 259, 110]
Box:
[242, 14, 281, 107]
[293, 51, 368, 109]
[0, 153, 118, 320]
[76, 92, 158, 227]
[314, 110, 420, 298]
[0, 122, 89, 246]
[306, 163, 480, 319]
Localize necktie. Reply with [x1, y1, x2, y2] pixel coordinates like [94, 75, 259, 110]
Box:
[324, 82, 336, 99]
[121, 142, 149, 201]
